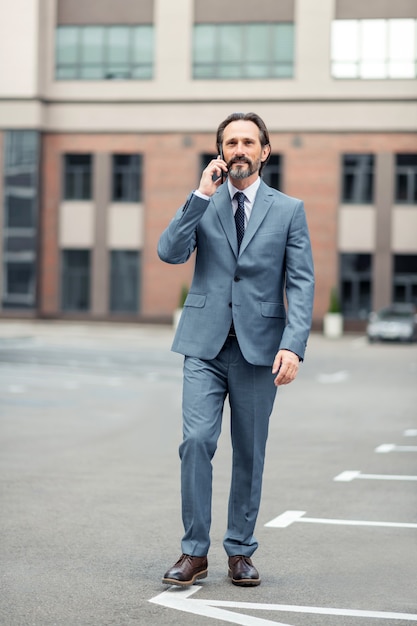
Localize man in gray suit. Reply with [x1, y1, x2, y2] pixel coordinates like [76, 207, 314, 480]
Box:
[158, 112, 314, 587]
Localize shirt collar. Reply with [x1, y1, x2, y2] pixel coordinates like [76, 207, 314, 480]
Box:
[228, 177, 261, 205]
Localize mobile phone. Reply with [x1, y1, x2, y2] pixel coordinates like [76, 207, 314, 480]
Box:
[219, 147, 227, 183]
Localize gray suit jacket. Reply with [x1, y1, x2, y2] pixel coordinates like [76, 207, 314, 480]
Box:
[158, 180, 315, 365]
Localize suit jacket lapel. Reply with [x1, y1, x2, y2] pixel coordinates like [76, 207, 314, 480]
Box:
[239, 181, 274, 255]
[212, 180, 274, 257]
[212, 185, 239, 256]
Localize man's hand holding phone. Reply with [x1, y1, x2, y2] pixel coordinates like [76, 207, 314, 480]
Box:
[197, 155, 227, 197]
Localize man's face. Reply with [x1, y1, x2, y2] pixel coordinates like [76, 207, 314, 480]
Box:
[221, 120, 270, 182]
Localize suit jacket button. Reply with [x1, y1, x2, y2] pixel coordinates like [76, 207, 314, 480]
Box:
[234, 276, 240, 282]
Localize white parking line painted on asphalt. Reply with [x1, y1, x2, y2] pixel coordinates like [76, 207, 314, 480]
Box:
[334, 470, 417, 482]
[149, 586, 417, 624]
[375, 443, 417, 453]
[264, 510, 417, 529]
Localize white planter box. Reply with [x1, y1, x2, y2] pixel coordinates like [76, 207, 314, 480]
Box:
[323, 312, 343, 338]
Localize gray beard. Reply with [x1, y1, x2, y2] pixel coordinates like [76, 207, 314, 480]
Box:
[228, 158, 260, 180]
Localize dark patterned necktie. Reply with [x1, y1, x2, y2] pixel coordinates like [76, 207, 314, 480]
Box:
[234, 191, 245, 251]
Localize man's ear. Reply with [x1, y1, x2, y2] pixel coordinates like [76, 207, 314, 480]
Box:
[261, 144, 271, 163]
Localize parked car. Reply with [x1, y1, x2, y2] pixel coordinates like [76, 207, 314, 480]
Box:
[367, 303, 417, 343]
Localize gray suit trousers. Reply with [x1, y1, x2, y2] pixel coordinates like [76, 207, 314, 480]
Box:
[180, 336, 277, 557]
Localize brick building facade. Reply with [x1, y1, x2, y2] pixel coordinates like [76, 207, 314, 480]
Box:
[1, 0, 416, 328]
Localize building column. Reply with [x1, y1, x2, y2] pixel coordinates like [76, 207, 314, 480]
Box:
[373, 153, 394, 311]
[91, 153, 110, 316]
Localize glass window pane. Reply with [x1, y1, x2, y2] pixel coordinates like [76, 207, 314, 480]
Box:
[6, 194, 34, 228]
[218, 25, 241, 63]
[56, 27, 78, 64]
[360, 61, 386, 78]
[246, 25, 268, 63]
[218, 63, 242, 78]
[110, 250, 139, 313]
[388, 61, 415, 78]
[332, 62, 358, 78]
[56, 67, 78, 79]
[132, 26, 153, 64]
[274, 24, 294, 62]
[81, 27, 104, 64]
[61, 250, 90, 311]
[361, 20, 386, 61]
[6, 263, 33, 295]
[193, 25, 216, 63]
[80, 66, 105, 79]
[246, 64, 270, 78]
[273, 64, 293, 77]
[132, 66, 152, 79]
[108, 26, 129, 64]
[389, 19, 415, 60]
[331, 21, 359, 62]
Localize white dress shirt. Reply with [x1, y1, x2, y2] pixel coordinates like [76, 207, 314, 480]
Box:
[194, 177, 261, 229]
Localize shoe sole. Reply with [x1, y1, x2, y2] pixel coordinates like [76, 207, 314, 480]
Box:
[228, 569, 261, 587]
[162, 569, 208, 587]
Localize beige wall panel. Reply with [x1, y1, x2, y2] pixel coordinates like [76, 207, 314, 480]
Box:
[338, 206, 376, 252]
[59, 202, 95, 248]
[44, 101, 417, 133]
[0, 0, 40, 97]
[155, 0, 193, 88]
[336, 0, 417, 19]
[57, 0, 153, 25]
[194, 0, 294, 22]
[392, 207, 417, 252]
[108, 204, 144, 250]
[0, 102, 45, 130]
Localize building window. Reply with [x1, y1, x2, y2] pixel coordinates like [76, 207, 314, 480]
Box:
[61, 250, 91, 311]
[395, 155, 417, 204]
[340, 253, 372, 319]
[200, 153, 282, 190]
[2, 130, 40, 309]
[63, 154, 92, 200]
[342, 155, 374, 204]
[112, 155, 142, 202]
[262, 155, 282, 190]
[3, 262, 35, 309]
[393, 255, 417, 305]
[110, 250, 140, 313]
[55, 25, 153, 80]
[193, 23, 294, 79]
[331, 19, 417, 79]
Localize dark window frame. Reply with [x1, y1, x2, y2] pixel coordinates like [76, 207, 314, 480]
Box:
[341, 154, 374, 204]
[340, 253, 373, 319]
[61, 249, 91, 311]
[109, 250, 140, 313]
[395, 154, 417, 204]
[2, 130, 40, 309]
[112, 154, 142, 202]
[63, 154, 92, 200]
[393, 254, 417, 305]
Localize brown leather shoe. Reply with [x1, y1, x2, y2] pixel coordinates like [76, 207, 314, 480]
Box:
[228, 555, 261, 586]
[162, 554, 208, 586]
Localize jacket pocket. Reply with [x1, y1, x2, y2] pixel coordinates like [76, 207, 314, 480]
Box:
[184, 293, 206, 308]
[261, 302, 286, 318]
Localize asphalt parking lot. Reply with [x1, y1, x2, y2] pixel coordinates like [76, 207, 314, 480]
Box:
[0, 320, 416, 626]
